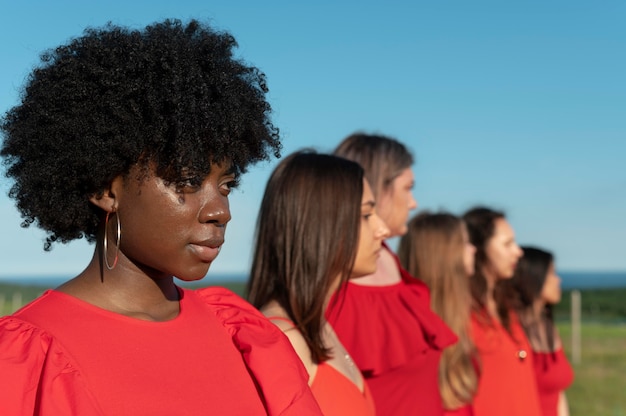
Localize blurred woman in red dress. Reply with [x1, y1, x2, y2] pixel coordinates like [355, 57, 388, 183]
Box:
[326, 133, 457, 416]
[399, 212, 479, 416]
[508, 247, 574, 416]
[463, 207, 541, 416]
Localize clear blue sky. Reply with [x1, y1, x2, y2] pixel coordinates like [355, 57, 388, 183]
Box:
[1, 0, 624, 280]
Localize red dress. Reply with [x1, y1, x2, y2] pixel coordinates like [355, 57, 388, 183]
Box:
[445, 404, 474, 416]
[0, 287, 322, 415]
[533, 348, 574, 416]
[327, 246, 458, 416]
[470, 311, 542, 416]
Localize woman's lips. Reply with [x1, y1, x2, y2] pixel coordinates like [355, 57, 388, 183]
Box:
[189, 243, 222, 263]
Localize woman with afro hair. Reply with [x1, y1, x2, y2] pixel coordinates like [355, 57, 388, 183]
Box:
[0, 19, 321, 415]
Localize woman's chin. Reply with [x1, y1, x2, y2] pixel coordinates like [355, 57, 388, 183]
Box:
[175, 268, 211, 282]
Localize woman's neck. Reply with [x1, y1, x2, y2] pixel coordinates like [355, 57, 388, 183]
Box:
[350, 247, 402, 286]
[56, 249, 180, 321]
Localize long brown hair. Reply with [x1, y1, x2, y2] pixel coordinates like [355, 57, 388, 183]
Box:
[398, 212, 478, 409]
[247, 150, 364, 363]
[508, 246, 557, 351]
[463, 206, 514, 332]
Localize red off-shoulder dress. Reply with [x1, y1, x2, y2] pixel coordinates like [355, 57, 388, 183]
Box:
[0, 287, 322, 416]
[327, 246, 458, 416]
[533, 348, 574, 416]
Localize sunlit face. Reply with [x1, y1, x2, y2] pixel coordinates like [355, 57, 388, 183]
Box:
[483, 218, 523, 281]
[377, 168, 418, 237]
[540, 262, 562, 305]
[351, 180, 390, 278]
[110, 163, 235, 281]
[461, 224, 476, 277]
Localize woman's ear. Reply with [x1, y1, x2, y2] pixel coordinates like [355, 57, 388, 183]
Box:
[89, 176, 124, 213]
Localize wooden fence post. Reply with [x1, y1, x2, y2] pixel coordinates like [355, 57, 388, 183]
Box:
[571, 290, 581, 365]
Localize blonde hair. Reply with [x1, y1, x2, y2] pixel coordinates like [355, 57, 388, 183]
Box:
[333, 132, 413, 201]
[398, 211, 478, 409]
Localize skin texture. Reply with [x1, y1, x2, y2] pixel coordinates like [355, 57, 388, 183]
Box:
[539, 261, 562, 306]
[58, 162, 235, 321]
[376, 168, 418, 237]
[480, 218, 523, 322]
[351, 180, 391, 277]
[352, 168, 417, 286]
[483, 218, 523, 283]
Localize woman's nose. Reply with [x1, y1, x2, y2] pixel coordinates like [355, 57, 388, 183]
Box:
[409, 194, 418, 210]
[377, 215, 391, 239]
[199, 191, 231, 226]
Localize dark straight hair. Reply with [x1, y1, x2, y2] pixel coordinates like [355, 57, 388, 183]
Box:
[247, 150, 364, 363]
[509, 246, 556, 351]
[463, 206, 514, 332]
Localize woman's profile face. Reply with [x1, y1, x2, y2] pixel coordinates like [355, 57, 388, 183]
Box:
[351, 180, 390, 278]
[377, 168, 417, 237]
[540, 262, 562, 305]
[483, 218, 523, 280]
[111, 162, 235, 281]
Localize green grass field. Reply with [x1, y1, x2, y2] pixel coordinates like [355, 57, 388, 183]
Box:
[1, 283, 625, 415]
[558, 322, 626, 415]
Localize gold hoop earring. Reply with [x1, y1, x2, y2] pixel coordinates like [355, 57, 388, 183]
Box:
[103, 211, 121, 270]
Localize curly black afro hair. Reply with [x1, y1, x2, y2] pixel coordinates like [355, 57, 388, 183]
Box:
[1, 19, 281, 250]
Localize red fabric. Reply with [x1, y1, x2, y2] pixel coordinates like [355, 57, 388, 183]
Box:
[326, 246, 458, 416]
[470, 311, 542, 416]
[533, 348, 574, 416]
[0, 287, 322, 416]
[444, 404, 474, 416]
[310, 363, 376, 416]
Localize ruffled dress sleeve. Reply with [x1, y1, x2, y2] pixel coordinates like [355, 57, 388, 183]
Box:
[328, 255, 457, 376]
[326, 246, 457, 416]
[195, 287, 323, 416]
[0, 317, 103, 416]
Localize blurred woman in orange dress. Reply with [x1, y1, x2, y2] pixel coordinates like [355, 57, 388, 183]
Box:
[463, 207, 541, 416]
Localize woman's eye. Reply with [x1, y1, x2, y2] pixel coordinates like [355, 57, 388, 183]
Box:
[220, 178, 240, 195]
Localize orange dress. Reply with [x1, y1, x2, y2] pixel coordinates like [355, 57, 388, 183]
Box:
[268, 316, 376, 415]
[311, 362, 376, 416]
[0, 288, 322, 415]
[533, 348, 574, 416]
[471, 310, 542, 416]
